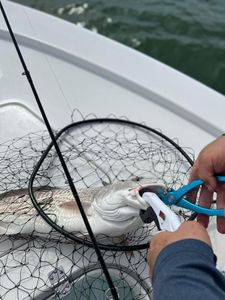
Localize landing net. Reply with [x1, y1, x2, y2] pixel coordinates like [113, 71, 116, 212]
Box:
[0, 117, 194, 299]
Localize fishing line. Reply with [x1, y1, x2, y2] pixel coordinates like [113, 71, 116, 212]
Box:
[20, 7, 113, 186]
[0, 2, 119, 299]
[19, 2, 73, 116]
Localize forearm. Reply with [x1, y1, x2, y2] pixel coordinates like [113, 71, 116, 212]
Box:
[152, 239, 225, 299]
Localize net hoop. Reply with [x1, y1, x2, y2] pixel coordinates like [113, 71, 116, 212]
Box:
[29, 118, 195, 251]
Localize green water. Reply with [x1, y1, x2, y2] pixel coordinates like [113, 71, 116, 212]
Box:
[12, 0, 225, 95]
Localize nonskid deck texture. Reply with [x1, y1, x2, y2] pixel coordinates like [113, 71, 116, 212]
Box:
[0, 118, 194, 299]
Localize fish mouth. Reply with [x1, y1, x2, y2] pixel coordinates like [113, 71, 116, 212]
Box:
[129, 183, 166, 210]
[138, 184, 166, 197]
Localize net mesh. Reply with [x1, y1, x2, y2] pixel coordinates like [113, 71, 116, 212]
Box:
[0, 116, 194, 299]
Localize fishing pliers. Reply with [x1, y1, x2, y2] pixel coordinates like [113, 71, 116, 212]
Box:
[159, 175, 225, 217]
[140, 176, 225, 231]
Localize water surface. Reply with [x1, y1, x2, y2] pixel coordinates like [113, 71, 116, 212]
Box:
[12, 0, 225, 95]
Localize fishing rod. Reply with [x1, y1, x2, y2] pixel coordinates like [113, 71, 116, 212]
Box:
[0, 2, 119, 299]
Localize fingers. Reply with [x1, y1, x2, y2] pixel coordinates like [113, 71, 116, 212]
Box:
[216, 185, 225, 233]
[197, 186, 213, 228]
[187, 161, 199, 203]
[189, 159, 199, 183]
[187, 159, 215, 203]
[198, 172, 217, 193]
[189, 150, 218, 192]
[189, 161, 214, 228]
[189, 156, 225, 232]
[187, 136, 225, 233]
[193, 162, 217, 192]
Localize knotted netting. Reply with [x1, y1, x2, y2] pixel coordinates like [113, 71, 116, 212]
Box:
[0, 116, 194, 299]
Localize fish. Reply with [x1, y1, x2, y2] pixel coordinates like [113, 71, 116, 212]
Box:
[0, 180, 165, 238]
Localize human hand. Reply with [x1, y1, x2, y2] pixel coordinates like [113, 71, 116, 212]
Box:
[188, 136, 225, 233]
[148, 221, 211, 278]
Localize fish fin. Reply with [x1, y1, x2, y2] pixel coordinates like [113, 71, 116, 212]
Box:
[57, 201, 92, 215]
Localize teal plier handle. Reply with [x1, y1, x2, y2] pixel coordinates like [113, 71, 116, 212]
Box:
[160, 175, 225, 216]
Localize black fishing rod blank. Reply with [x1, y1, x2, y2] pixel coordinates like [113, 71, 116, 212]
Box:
[0, 2, 119, 299]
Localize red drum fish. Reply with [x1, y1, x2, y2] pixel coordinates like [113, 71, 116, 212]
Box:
[0, 180, 164, 238]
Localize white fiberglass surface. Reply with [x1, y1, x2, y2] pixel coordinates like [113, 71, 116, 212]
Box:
[0, 39, 215, 154]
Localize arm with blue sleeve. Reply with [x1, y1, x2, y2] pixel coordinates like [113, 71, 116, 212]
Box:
[152, 239, 225, 300]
